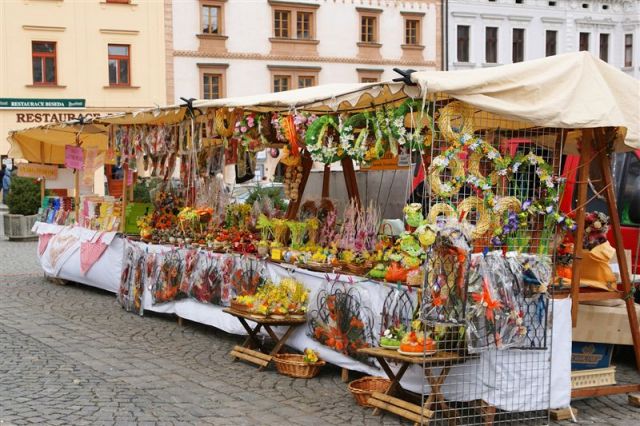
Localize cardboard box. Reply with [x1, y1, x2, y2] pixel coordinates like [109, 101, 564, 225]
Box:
[573, 302, 640, 345]
[571, 342, 614, 370]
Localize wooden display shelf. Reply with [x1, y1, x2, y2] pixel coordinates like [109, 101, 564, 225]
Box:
[223, 308, 306, 370]
[357, 347, 469, 424]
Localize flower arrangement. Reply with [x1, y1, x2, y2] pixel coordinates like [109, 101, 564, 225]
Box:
[581, 211, 610, 250]
[247, 277, 309, 317]
[308, 279, 375, 361]
[287, 221, 307, 250]
[303, 348, 319, 364]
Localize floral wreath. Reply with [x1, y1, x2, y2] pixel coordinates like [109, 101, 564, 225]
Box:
[465, 137, 504, 187]
[338, 112, 381, 164]
[374, 99, 430, 155]
[304, 115, 343, 164]
[428, 149, 466, 198]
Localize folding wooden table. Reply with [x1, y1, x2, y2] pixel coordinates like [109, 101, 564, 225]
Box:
[358, 347, 466, 425]
[223, 308, 306, 370]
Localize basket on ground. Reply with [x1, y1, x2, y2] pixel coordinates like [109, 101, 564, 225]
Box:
[273, 354, 326, 379]
[348, 376, 391, 407]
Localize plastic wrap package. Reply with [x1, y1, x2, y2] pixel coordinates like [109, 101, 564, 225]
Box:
[189, 253, 222, 305]
[422, 223, 471, 325]
[229, 255, 266, 298]
[466, 252, 530, 353]
[505, 252, 552, 349]
[307, 275, 377, 363]
[118, 243, 145, 314]
[153, 249, 183, 304]
[178, 249, 199, 297]
[219, 254, 235, 306]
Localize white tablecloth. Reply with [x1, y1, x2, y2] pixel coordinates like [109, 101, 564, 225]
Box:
[35, 224, 571, 410]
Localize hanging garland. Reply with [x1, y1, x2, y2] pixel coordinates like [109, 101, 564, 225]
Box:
[304, 115, 342, 164]
[215, 108, 243, 139]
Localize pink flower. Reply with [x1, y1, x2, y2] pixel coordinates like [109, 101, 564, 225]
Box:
[240, 126, 248, 133]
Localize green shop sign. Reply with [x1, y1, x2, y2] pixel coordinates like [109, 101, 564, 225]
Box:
[0, 98, 86, 109]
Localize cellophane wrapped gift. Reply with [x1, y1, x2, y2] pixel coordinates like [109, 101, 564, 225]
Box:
[466, 252, 528, 353]
[190, 253, 222, 304]
[153, 249, 183, 304]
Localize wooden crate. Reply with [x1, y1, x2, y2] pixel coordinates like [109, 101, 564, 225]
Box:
[571, 366, 616, 389]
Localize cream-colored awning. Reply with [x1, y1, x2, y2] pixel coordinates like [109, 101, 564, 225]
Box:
[193, 82, 415, 113]
[8, 51, 639, 163]
[410, 52, 640, 150]
[7, 106, 186, 164]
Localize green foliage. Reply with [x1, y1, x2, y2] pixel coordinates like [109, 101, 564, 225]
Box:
[7, 176, 40, 216]
[245, 185, 288, 212]
[132, 178, 159, 203]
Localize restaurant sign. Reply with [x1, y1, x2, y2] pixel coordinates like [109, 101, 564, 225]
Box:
[0, 98, 86, 110]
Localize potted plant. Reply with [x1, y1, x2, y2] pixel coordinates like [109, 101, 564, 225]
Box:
[4, 176, 40, 240]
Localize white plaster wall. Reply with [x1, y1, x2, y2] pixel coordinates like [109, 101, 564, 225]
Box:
[447, 0, 639, 79]
[173, 56, 431, 103]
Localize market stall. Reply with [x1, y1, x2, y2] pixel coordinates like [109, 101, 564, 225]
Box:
[13, 51, 640, 424]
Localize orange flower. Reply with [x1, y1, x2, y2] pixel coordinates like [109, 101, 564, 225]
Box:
[471, 278, 503, 322]
[335, 340, 344, 351]
[349, 317, 364, 329]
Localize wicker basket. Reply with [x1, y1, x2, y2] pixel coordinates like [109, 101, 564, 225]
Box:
[348, 376, 391, 407]
[230, 300, 251, 313]
[343, 262, 372, 276]
[273, 354, 326, 379]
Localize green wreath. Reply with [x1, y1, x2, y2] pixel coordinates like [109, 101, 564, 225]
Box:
[304, 115, 342, 164]
[339, 112, 381, 164]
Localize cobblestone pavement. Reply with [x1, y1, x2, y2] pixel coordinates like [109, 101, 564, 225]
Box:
[1, 239, 639, 425]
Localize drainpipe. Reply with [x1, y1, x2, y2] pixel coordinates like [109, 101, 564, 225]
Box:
[442, 0, 448, 70]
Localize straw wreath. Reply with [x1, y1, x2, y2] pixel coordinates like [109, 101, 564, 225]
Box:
[426, 203, 456, 223]
[457, 196, 491, 239]
[428, 155, 465, 198]
[437, 101, 474, 145]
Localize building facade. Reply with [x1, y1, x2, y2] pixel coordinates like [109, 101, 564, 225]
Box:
[0, 0, 168, 157]
[168, 0, 442, 103]
[445, 0, 639, 79]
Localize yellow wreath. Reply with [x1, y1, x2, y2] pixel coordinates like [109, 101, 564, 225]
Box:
[215, 108, 242, 138]
[428, 155, 465, 198]
[437, 101, 474, 145]
[467, 142, 502, 186]
[426, 203, 456, 223]
[457, 196, 491, 239]
[494, 196, 521, 216]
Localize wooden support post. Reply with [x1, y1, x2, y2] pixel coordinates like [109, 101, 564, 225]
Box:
[341, 156, 360, 207]
[322, 164, 330, 198]
[285, 151, 313, 220]
[570, 129, 592, 327]
[594, 127, 640, 371]
[74, 168, 80, 223]
[341, 367, 349, 383]
[39, 141, 46, 205]
[120, 163, 129, 233]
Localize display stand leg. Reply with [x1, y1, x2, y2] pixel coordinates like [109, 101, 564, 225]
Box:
[341, 368, 349, 383]
[570, 129, 592, 326]
[74, 169, 80, 224]
[121, 163, 129, 233]
[322, 164, 330, 198]
[286, 152, 313, 219]
[341, 157, 360, 207]
[594, 128, 640, 371]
